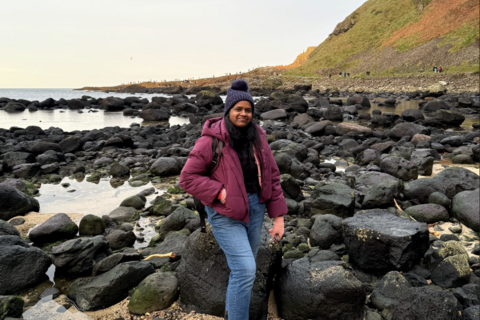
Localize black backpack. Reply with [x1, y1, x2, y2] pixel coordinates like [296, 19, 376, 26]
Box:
[194, 137, 224, 233]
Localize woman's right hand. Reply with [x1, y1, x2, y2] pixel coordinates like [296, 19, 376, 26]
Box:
[217, 188, 227, 204]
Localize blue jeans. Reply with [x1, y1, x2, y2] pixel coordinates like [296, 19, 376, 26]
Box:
[205, 193, 266, 320]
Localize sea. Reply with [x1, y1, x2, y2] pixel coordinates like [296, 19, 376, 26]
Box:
[0, 88, 191, 130]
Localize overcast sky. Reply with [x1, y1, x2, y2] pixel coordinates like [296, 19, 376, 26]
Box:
[1, 0, 366, 88]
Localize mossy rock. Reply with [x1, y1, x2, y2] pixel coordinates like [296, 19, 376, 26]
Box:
[283, 249, 305, 259]
[167, 186, 185, 194]
[282, 243, 293, 254]
[128, 272, 179, 314]
[197, 90, 216, 98]
[49, 174, 63, 183]
[79, 214, 105, 236]
[151, 199, 173, 216]
[175, 229, 191, 237]
[149, 234, 162, 247]
[22, 180, 39, 196]
[40, 240, 64, 257]
[0, 295, 24, 319]
[298, 243, 310, 253]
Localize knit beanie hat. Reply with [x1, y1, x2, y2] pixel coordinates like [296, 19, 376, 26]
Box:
[224, 80, 255, 115]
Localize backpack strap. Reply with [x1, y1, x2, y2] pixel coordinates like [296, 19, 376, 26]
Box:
[198, 136, 224, 233]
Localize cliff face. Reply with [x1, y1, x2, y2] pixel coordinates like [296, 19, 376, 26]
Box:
[276, 47, 317, 69]
[284, 0, 479, 76]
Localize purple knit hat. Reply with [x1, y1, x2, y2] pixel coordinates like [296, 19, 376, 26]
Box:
[224, 79, 255, 115]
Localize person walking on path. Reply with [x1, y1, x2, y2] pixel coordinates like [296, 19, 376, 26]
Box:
[433, 66, 438, 73]
[180, 79, 287, 320]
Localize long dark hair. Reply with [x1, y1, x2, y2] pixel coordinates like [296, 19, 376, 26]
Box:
[224, 113, 262, 170]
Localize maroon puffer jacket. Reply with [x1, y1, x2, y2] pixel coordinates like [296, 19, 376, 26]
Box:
[179, 117, 287, 223]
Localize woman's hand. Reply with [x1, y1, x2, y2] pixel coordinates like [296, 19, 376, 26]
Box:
[217, 188, 226, 204]
[269, 216, 284, 242]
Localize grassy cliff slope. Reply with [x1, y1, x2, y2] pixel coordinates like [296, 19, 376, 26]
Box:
[286, 0, 479, 77]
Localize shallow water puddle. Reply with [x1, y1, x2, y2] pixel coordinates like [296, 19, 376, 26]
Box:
[38, 176, 159, 215]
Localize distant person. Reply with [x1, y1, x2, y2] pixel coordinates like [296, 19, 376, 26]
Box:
[438, 67, 442, 73]
[366, 71, 370, 76]
[433, 66, 438, 73]
[347, 73, 350, 78]
[329, 74, 332, 79]
[344, 72, 346, 77]
[339, 72, 342, 77]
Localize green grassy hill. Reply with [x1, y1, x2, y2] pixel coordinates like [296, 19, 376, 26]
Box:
[286, 0, 479, 77]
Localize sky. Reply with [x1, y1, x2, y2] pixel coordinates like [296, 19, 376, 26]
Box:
[1, 0, 366, 88]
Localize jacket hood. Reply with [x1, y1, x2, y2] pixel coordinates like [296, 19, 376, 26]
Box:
[201, 117, 229, 143]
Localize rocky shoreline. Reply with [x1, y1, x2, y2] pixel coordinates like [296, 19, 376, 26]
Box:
[1, 89, 479, 320]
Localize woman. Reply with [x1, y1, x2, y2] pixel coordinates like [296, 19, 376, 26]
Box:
[180, 79, 287, 320]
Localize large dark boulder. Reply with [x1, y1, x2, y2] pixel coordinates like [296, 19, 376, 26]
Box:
[309, 214, 343, 249]
[79, 214, 105, 236]
[434, 110, 465, 127]
[401, 109, 425, 122]
[463, 306, 480, 320]
[389, 123, 429, 140]
[370, 271, 411, 311]
[109, 162, 130, 178]
[0, 219, 20, 236]
[139, 108, 169, 121]
[343, 210, 429, 272]
[51, 235, 111, 277]
[108, 206, 138, 224]
[309, 182, 355, 218]
[0, 236, 51, 294]
[67, 261, 155, 311]
[157, 207, 197, 237]
[30, 142, 62, 155]
[433, 167, 479, 199]
[0, 183, 39, 221]
[260, 109, 288, 120]
[324, 106, 343, 121]
[92, 252, 142, 276]
[404, 204, 450, 224]
[102, 97, 125, 111]
[280, 174, 304, 202]
[2, 152, 35, 171]
[195, 91, 223, 109]
[150, 157, 181, 176]
[422, 100, 450, 113]
[380, 155, 418, 181]
[68, 99, 84, 110]
[105, 230, 136, 250]
[178, 223, 281, 319]
[391, 286, 462, 320]
[3, 102, 26, 112]
[452, 189, 480, 231]
[346, 94, 371, 108]
[304, 121, 331, 136]
[128, 272, 179, 314]
[0, 295, 24, 319]
[148, 232, 188, 269]
[29, 213, 78, 244]
[275, 259, 365, 320]
[59, 136, 83, 153]
[431, 253, 470, 288]
[355, 172, 403, 208]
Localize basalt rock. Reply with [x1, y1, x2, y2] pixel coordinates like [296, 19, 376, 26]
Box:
[0, 236, 51, 295]
[178, 222, 281, 319]
[67, 261, 155, 311]
[29, 213, 79, 244]
[275, 259, 365, 320]
[0, 183, 40, 221]
[343, 210, 429, 272]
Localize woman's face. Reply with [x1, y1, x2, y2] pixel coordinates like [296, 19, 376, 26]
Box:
[228, 101, 253, 128]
